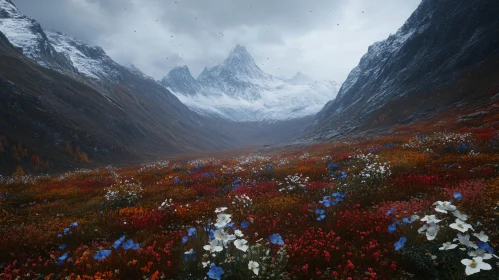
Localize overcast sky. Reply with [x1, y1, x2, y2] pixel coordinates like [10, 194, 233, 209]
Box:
[13, 0, 420, 82]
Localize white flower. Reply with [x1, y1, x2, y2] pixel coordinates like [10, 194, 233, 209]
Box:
[202, 261, 211, 268]
[434, 201, 456, 213]
[473, 231, 489, 242]
[454, 234, 479, 249]
[248, 261, 259, 275]
[234, 229, 244, 238]
[450, 218, 474, 233]
[469, 249, 493, 260]
[439, 242, 458, 250]
[234, 239, 249, 252]
[213, 229, 235, 246]
[426, 225, 440, 241]
[215, 214, 232, 228]
[418, 224, 428, 233]
[453, 210, 468, 221]
[203, 240, 224, 253]
[421, 215, 441, 224]
[461, 257, 492, 275]
[215, 207, 228, 213]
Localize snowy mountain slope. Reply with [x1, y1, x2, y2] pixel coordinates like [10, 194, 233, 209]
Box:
[46, 30, 122, 81]
[160, 66, 201, 96]
[161, 45, 339, 122]
[309, 0, 499, 140]
[0, 0, 76, 73]
[287, 71, 315, 85]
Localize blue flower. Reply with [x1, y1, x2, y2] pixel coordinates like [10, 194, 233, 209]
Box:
[63, 228, 70, 235]
[332, 192, 346, 198]
[334, 171, 347, 180]
[315, 209, 326, 221]
[94, 250, 112, 261]
[320, 196, 335, 207]
[173, 177, 180, 184]
[457, 143, 468, 153]
[402, 216, 417, 224]
[394, 237, 407, 251]
[57, 252, 68, 265]
[269, 234, 284, 245]
[58, 252, 68, 261]
[70, 222, 78, 227]
[477, 242, 495, 254]
[114, 235, 126, 250]
[59, 244, 66, 250]
[241, 221, 249, 229]
[122, 239, 140, 250]
[386, 207, 395, 216]
[327, 162, 338, 170]
[188, 227, 196, 237]
[182, 236, 188, 243]
[453, 192, 462, 200]
[183, 249, 196, 261]
[388, 222, 397, 233]
[332, 192, 346, 203]
[57, 233, 62, 238]
[207, 263, 224, 280]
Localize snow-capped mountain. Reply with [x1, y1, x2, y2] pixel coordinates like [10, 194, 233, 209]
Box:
[308, 0, 499, 140]
[0, 0, 76, 74]
[161, 45, 339, 122]
[287, 71, 315, 85]
[160, 66, 201, 96]
[0, 0, 149, 84]
[45, 30, 123, 81]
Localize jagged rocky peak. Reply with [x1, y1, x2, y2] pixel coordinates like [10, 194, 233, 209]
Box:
[199, 44, 267, 81]
[0, 0, 77, 73]
[168, 65, 195, 78]
[164, 44, 339, 121]
[227, 44, 255, 65]
[288, 71, 315, 85]
[160, 65, 200, 95]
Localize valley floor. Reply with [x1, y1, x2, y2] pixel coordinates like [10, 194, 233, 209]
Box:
[1, 110, 499, 279]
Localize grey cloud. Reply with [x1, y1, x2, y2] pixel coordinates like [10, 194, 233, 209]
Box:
[12, 0, 421, 82]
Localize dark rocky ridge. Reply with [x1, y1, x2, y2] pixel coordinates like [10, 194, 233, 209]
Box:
[307, 0, 499, 140]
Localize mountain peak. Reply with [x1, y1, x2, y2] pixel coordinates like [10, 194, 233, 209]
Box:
[160, 65, 200, 95]
[227, 44, 254, 63]
[288, 71, 315, 85]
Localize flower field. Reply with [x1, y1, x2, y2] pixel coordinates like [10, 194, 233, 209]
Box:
[1, 129, 499, 279]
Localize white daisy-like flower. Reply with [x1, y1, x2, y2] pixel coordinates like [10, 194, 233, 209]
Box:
[426, 225, 440, 241]
[215, 207, 228, 213]
[418, 224, 428, 233]
[469, 249, 493, 260]
[473, 231, 489, 242]
[202, 261, 211, 268]
[434, 201, 456, 213]
[454, 234, 479, 249]
[439, 242, 458, 250]
[215, 214, 232, 228]
[461, 257, 492, 275]
[452, 210, 468, 221]
[203, 240, 224, 253]
[234, 239, 249, 252]
[234, 229, 244, 238]
[248, 261, 259, 275]
[450, 218, 474, 233]
[421, 215, 441, 224]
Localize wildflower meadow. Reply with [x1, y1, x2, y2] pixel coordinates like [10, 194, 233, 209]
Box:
[1, 129, 499, 279]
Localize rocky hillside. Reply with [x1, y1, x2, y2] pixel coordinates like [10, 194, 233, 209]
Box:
[307, 0, 499, 140]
